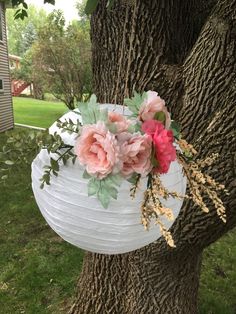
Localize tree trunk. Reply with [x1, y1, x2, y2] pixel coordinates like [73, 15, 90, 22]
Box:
[70, 0, 236, 313]
[70, 251, 202, 314]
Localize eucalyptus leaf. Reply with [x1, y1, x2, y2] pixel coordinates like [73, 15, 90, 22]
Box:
[78, 94, 100, 124]
[106, 122, 117, 134]
[108, 186, 118, 200]
[134, 122, 142, 133]
[97, 108, 108, 123]
[88, 178, 100, 196]
[98, 187, 110, 208]
[127, 124, 136, 133]
[78, 102, 94, 124]
[105, 174, 122, 187]
[124, 91, 147, 115]
[83, 170, 92, 179]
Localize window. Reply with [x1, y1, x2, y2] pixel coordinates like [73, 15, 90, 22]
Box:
[0, 78, 4, 93]
[0, 4, 3, 41]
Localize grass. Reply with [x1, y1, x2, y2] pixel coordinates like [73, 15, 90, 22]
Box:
[0, 128, 236, 313]
[13, 97, 68, 128]
[0, 130, 83, 314]
[199, 231, 236, 314]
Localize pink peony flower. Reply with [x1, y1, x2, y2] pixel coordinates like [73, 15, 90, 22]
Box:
[139, 91, 171, 129]
[108, 112, 131, 133]
[142, 120, 176, 174]
[118, 132, 152, 177]
[75, 122, 120, 179]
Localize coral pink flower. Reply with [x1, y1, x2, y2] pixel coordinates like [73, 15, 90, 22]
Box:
[108, 112, 131, 133]
[141, 119, 163, 137]
[139, 91, 171, 129]
[118, 132, 152, 177]
[75, 122, 120, 179]
[142, 120, 176, 174]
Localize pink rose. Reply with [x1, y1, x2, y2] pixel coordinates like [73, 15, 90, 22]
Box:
[75, 122, 120, 179]
[139, 91, 171, 129]
[118, 132, 152, 177]
[142, 120, 176, 174]
[108, 112, 131, 133]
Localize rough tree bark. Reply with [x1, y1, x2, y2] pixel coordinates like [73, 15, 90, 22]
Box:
[69, 0, 236, 313]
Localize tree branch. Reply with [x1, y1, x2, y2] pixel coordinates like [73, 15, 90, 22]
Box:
[169, 0, 236, 250]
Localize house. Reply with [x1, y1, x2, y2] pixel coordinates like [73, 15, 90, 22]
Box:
[9, 54, 31, 96]
[0, 0, 14, 132]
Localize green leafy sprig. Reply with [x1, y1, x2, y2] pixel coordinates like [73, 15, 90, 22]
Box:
[56, 118, 81, 134]
[40, 146, 76, 189]
[0, 129, 76, 188]
[0, 130, 45, 182]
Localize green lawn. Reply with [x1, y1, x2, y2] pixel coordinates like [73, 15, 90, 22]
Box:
[0, 130, 83, 314]
[0, 129, 236, 313]
[13, 97, 68, 128]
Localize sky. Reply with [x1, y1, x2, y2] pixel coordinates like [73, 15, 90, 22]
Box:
[26, 0, 79, 22]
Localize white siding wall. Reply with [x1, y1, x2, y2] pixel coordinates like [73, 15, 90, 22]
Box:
[0, 1, 14, 132]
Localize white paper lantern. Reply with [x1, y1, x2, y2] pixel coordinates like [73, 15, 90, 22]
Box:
[31, 105, 187, 254]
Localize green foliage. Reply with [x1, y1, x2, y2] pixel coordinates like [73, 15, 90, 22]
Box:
[124, 91, 147, 116]
[9, 0, 116, 20]
[87, 174, 122, 208]
[76, 0, 90, 27]
[0, 130, 44, 183]
[10, 0, 54, 20]
[127, 173, 141, 184]
[84, 0, 99, 15]
[0, 128, 76, 190]
[7, 6, 92, 105]
[39, 133, 76, 189]
[56, 118, 81, 135]
[31, 10, 92, 109]
[170, 120, 181, 140]
[84, 0, 116, 14]
[154, 111, 166, 123]
[6, 5, 48, 56]
[150, 147, 159, 167]
[78, 94, 108, 125]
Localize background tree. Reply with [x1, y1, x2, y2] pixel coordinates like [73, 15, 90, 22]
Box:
[26, 10, 92, 109]
[6, 5, 47, 56]
[11, 48, 46, 99]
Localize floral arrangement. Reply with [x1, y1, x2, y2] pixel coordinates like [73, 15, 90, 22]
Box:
[74, 91, 176, 207]
[0, 91, 227, 247]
